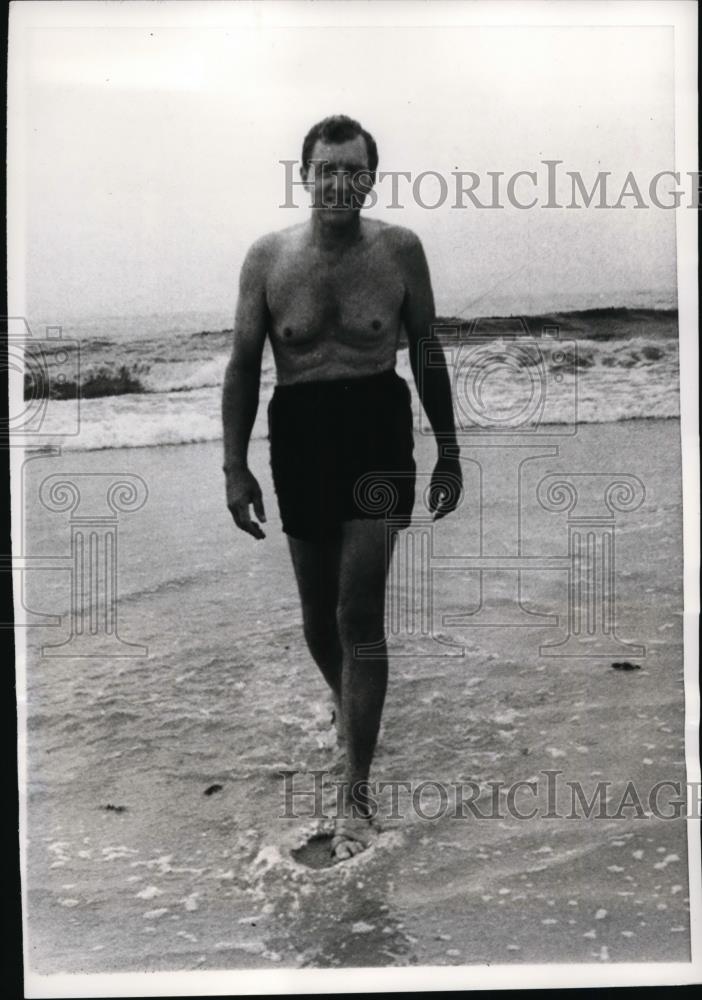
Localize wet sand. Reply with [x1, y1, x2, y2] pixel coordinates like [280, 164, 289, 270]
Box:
[21, 419, 691, 972]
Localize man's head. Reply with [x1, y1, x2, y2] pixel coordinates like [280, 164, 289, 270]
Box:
[301, 115, 378, 177]
[300, 115, 378, 218]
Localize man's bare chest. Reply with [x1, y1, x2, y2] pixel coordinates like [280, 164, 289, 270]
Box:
[265, 248, 406, 343]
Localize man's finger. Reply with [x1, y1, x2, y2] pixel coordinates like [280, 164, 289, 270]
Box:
[232, 501, 265, 540]
[252, 490, 267, 524]
[430, 480, 462, 519]
[228, 502, 244, 527]
[428, 485, 445, 512]
[432, 495, 451, 520]
[429, 479, 453, 509]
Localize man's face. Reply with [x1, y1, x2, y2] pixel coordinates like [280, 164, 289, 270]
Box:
[303, 135, 374, 222]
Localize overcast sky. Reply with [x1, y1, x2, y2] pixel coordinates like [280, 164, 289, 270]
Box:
[15, 18, 677, 321]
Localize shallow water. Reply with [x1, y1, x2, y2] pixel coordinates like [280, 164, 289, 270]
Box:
[20, 418, 690, 972]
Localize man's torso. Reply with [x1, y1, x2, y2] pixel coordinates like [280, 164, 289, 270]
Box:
[261, 219, 409, 384]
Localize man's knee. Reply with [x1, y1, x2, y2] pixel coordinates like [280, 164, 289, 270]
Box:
[337, 599, 384, 647]
[302, 606, 339, 657]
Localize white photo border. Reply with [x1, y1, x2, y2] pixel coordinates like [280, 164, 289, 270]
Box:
[8, 0, 699, 994]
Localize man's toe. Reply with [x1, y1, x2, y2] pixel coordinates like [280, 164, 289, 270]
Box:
[331, 834, 368, 861]
[331, 838, 353, 861]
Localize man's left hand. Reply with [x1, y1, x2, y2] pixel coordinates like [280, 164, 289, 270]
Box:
[429, 455, 463, 520]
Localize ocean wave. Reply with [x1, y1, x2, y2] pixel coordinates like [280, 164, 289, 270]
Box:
[438, 307, 679, 341]
[30, 333, 678, 400]
[141, 358, 234, 394]
[15, 307, 679, 451]
[25, 368, 679, 453]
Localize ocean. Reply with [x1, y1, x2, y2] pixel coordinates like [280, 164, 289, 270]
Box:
[21, 303, 680, 453]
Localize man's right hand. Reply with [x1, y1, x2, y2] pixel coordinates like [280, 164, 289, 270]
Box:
[225, 467, 267, 540]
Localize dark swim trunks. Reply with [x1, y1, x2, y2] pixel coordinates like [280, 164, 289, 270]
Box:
[268, 368, 416, 540]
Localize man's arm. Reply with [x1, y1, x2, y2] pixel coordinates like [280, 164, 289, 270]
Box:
[221, 236, 272, 539]
[398, 229, 462, 519]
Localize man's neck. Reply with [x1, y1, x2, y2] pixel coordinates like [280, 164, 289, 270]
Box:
[310, 212, 362, 251]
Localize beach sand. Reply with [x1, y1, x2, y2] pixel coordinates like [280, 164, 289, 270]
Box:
[21, 418, 690, 971]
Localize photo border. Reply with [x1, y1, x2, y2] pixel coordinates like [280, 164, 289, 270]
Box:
[8, 1, 699, 994]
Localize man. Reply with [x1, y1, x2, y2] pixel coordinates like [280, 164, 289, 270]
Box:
[222, 115, 461, 862]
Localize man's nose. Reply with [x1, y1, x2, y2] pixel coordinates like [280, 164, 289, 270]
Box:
[328, 172, 351, 204]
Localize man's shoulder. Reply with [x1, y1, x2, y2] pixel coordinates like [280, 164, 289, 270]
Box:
[371, 220, 424, 254]
[369, 223, 426, 275]
[244, 224, 306, 268]
[243, 228, 285, 261]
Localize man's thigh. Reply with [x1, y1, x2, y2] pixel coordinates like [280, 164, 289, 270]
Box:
[287, 535, 342, 616]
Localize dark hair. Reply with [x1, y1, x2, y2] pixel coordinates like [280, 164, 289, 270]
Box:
[301, 114, 378, 176]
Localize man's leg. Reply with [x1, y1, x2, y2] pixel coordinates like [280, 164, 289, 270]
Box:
[287, 535, 345, 740]
[333, 518, 396, 859]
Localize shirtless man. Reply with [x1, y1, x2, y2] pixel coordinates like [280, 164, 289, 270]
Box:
[222, 115, 461, 861]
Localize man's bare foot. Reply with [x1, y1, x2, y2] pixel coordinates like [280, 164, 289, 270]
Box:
[330, 815, 377, 862]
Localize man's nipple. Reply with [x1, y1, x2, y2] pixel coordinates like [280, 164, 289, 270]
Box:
[371, 319, 382, 331]
[283, 327, 293, 338]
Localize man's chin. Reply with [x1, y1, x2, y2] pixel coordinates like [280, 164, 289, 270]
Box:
[316, 206, 360, 223]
